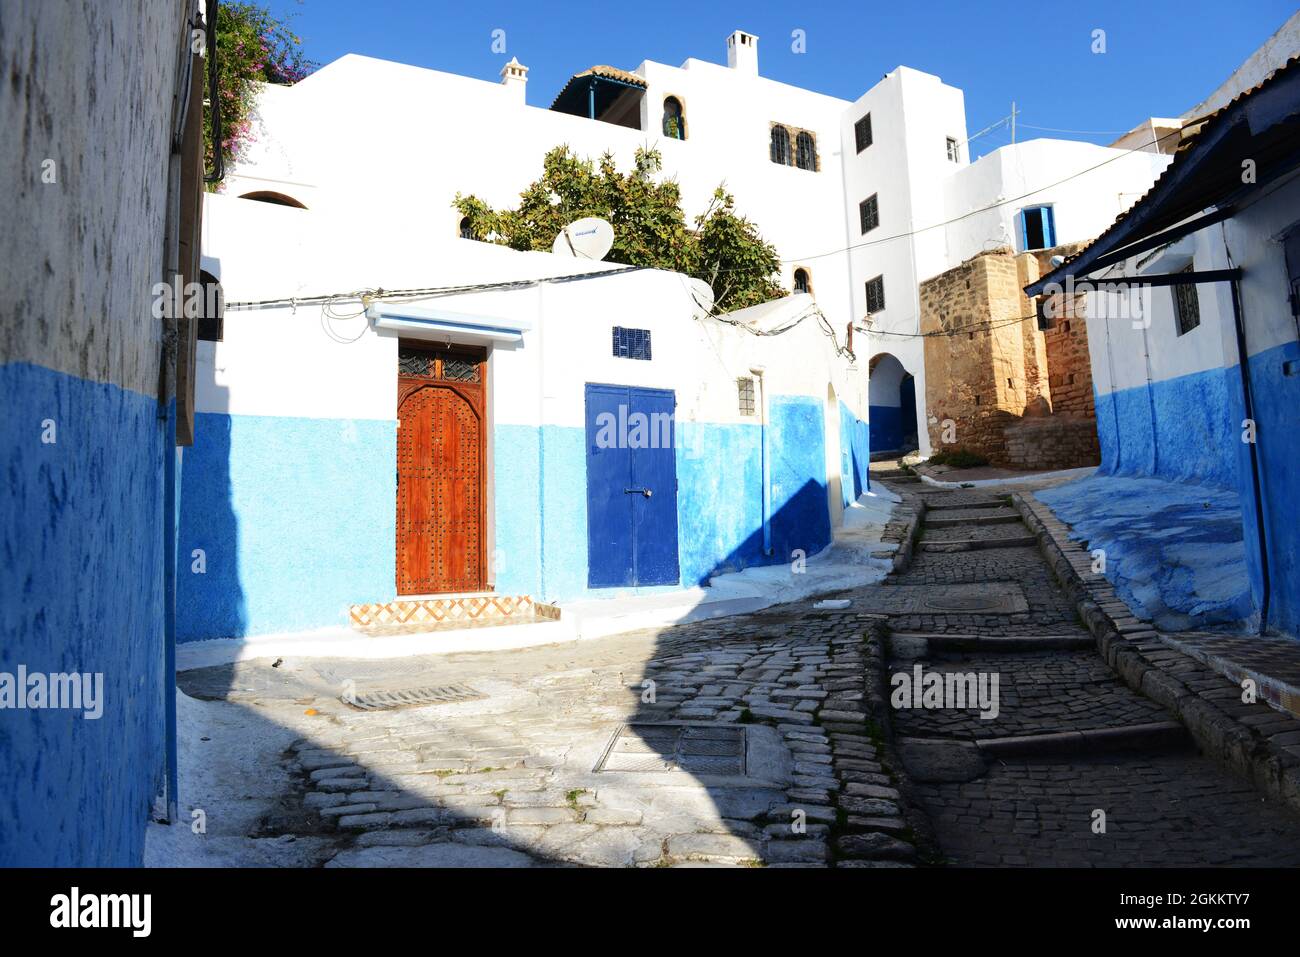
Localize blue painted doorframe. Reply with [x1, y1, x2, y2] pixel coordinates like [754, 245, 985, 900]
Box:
[585, 383, 681, 587]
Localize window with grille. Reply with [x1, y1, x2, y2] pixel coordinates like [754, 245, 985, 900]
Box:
[612, 326, 652, 360]
[859, 194, 879, 234]
[398, 344, 482, 382]
[737, 377, 756, 415]
[459, 216, 474, 240]
[795, 131, 817, 171]
[855, 114, 873, 153]
[1173, 265, 1201, 336]
[770, 124, 791, 165]
[793, 268, 811, 294]
[865, 275, 885, 313]
[946, 137, 960, 162]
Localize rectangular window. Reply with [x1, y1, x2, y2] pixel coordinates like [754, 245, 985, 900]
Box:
[865, 275, 886, 313]
[1019, 205, 1056, 250]
[737, 377, 756, 415]
[1173, 265, 1201, 336]
[612, 326, 653, 360]
[946, 137, 960, 162]
[859, 194, 879, 234]
[854, 113, 873, 153]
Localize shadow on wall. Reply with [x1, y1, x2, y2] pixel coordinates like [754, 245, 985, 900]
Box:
[178, 382, 246, 641]
[678, 394, 868, 587]
[177, 373, 398, 642]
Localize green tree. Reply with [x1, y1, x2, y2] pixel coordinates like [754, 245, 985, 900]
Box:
[205, 2, 314, 183]
[454, 146, 785, 311]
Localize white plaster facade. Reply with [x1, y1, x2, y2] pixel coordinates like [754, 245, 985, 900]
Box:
[219, 29, 1171, 455]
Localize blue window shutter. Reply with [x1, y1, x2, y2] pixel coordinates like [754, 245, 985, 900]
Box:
[1043, 206, 1056, 247]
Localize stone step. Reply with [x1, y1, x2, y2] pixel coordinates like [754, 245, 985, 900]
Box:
[922, 499, 1009, 511]
[916, 536, 1038, 552]
[972, 721, 1188, 758]
[923, 513, 1022, 529]
[890, 632, 1095, 653]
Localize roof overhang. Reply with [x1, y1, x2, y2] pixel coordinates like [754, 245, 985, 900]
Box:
[1025, 57, 1300, 296]
[550, 66, 646, 122]
[366, 302, 532, 345]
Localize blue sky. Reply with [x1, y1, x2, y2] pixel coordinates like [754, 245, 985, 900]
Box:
[264, 0, 1295, 157]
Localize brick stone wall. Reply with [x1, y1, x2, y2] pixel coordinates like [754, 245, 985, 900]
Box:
[921, 245, 1099, 470]
[1004, 416, 1100, 471]
[1020, 245, 1096, 420]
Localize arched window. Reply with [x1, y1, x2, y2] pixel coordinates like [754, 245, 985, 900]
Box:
[459, 216, 474, 240]
[793, 268, 811, 294]
[662, 96, 685, 140]
[795, 131, 817, 170]
[769, 125, 791, 165]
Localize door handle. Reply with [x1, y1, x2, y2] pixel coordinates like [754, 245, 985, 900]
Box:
[624, 487, 653, 498]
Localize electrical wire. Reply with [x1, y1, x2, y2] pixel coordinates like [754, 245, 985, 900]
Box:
[776, 125, 1184, 265]
[224, 264, 646, 310]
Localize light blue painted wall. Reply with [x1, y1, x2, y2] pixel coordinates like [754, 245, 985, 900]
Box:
[0, 362, 167, 866]
[1094, 363, 1242, 490]
[177, 412, 396, 640]
[492, 424, 543, 597]
[177, 394, 846, 630]
[677, 421, 764, 586]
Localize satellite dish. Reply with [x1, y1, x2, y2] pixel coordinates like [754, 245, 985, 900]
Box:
[552, 217, 615, 260]
[687, 277, 715, 317]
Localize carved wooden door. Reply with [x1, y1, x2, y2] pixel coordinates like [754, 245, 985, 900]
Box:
[396, 344, 486, 594]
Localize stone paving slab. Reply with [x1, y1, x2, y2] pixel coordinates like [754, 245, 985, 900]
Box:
[887, 650, 1171, 741]
[916, 754, 1300, 867]
[1017, 490, 1300, 814]
[192, 599, 924, 867]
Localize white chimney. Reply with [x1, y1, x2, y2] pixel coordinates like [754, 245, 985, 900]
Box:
[726, 30, 759, 74]
[500, 56, 528, 103]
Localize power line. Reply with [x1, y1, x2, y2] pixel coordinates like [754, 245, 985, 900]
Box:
[1019, 123, 1130, 136]
[776, 125, 1183, 265]
[224, 265, 646, 310]
[861, 312, 1039, 339]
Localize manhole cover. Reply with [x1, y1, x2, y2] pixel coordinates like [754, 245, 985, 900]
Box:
[594, 724, 747, 775]
[345, 684, 483, 711]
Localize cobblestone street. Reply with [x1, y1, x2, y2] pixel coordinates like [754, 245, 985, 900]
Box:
[172, 471, 1300, 868]
[885, 474, 1300, 867]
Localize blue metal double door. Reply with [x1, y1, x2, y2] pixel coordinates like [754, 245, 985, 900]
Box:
[585, 383, 680, 588]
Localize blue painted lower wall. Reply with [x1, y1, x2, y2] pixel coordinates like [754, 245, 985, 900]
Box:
[177, 412, 396, 640]
[497, 396, 843, 597]
[1246, 340, 1300, 638]
[1091, 339, 1300, 637]
[1094, 363, 1243, 490]
[869, 404, 902, 454]
[178, 394, 859, 632]
[842, 400, 871, 500]
[0, 362, 167, 866]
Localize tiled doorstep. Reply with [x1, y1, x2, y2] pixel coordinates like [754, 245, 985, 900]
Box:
[1013, 491, 1300, 813]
